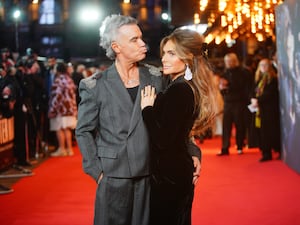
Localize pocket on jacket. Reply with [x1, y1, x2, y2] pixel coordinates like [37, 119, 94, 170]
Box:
[98, 147, 118, 159]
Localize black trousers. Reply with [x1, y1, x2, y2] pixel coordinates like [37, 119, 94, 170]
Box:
[13, 108, 27, 164]
[222, 102, 246, 151]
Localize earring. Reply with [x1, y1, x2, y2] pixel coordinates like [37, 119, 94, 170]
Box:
[184, 65, 193, 80]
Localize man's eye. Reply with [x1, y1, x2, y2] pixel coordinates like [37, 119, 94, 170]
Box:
[131, 38, 138, 42]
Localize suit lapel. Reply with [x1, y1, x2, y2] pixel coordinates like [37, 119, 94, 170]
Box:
[103, 64, 152, 137]
[127, 68, 152, 136]
[104, 64, 134, 117]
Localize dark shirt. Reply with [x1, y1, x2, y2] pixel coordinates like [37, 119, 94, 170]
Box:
[127, 85, 139, 103]
[221, 66, 253, 103]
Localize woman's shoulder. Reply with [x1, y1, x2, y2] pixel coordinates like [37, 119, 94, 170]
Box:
[170, 77, 191, 89]
[167, 79, 193, 98]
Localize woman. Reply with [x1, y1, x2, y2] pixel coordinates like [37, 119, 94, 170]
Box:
[249, 58, 281, 162]
[48, 62, 77, 157]
[141, 29, 218, 225]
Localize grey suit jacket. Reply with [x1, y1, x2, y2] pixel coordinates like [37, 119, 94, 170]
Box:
[75, 63, 163, 181]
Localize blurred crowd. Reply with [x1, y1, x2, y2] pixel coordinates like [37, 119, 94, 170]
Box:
[214, 52, 281, 162]
[0, 47, 109, 166]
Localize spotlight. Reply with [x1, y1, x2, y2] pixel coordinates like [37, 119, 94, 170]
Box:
[78, 6, 101, 25]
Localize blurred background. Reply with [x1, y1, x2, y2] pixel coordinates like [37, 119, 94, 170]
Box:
[0, 0, 282, 65]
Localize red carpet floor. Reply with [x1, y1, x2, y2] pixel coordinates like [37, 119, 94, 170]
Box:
[1, 137, 300, 225]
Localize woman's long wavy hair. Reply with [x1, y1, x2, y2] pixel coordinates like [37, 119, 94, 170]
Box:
[160, 28, 219, 136]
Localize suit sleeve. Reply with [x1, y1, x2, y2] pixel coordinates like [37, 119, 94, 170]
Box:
[75, 79, 102, 182]
[187, 139, 202, 161]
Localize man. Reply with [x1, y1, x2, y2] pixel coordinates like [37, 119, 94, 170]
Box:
[71, 63, 85, 105]
[75, 15, 201, 225]
[217, 53, 253, 155]
[43, 56, 57, 150]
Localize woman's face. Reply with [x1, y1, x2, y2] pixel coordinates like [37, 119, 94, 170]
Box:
[161, 40, 185, 79]
[259, 59, 270, 73]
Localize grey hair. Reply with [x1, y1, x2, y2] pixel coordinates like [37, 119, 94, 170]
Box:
[99, 14, 138, 60]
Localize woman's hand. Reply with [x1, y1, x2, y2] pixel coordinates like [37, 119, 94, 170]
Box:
[141, 85, 156, 110]
[251, 98, 258, 107]
[192, 156, 201, 185]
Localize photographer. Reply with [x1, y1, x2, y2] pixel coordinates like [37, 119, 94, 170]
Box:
[18, 50, 46, 160]
[13, 55, 47, 165]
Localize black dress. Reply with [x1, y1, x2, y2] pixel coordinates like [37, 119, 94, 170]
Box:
[142, 76, 196, 225]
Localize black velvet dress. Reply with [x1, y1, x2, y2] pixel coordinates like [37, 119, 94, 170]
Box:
[142, 76, 196, 225]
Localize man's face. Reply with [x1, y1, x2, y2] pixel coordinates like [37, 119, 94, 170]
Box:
[113, 24, 147, 63]
[224, 57, 236, 69]
[47, 58, 56, 68]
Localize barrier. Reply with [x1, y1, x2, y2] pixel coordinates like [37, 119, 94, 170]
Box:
[0, 115, 15, 171]
[0, 114, 34, 194]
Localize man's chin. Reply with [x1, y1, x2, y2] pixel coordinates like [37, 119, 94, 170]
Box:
[138, 53, 146, 61]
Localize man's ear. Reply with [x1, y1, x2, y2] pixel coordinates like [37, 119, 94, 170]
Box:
[111, 41, 120, 54]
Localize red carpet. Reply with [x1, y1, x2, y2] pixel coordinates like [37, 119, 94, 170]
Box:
[1, 137, 300, 225]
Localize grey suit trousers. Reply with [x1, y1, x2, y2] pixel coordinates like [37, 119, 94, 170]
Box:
[94, 176, 150, 225]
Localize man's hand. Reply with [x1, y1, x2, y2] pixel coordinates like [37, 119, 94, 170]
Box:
[97, 172, 104, 184]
